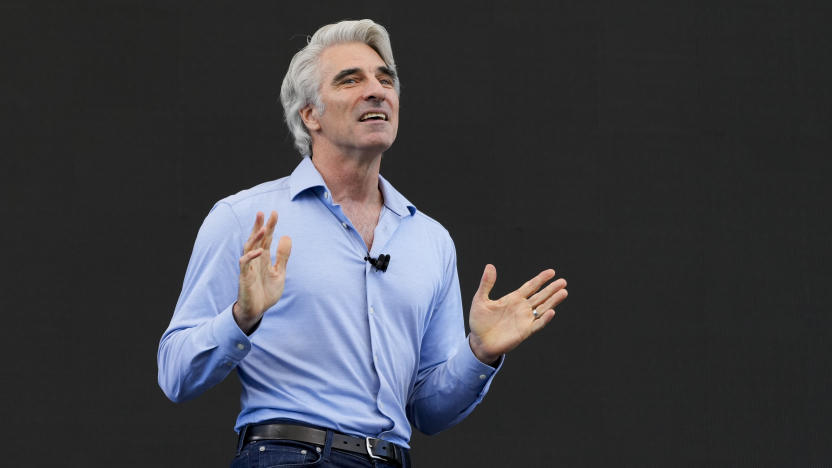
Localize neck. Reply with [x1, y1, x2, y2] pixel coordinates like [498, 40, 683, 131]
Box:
[309, 144, 383, 206]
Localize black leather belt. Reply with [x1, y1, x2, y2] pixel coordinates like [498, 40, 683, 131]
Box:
[241, 423, 408, 466]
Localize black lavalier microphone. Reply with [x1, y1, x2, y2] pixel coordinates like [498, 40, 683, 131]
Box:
[364, 253, 391, 272]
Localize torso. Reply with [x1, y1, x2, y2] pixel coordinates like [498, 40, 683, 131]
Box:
[340, 199, 383, 251]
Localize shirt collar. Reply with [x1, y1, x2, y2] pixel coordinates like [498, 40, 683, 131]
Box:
[379, 173, 417, 217]
[288, 156, 327, 200]
[289, 157, 417, 218]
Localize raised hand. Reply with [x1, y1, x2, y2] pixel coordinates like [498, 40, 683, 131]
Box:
[468, 264, 568, 365]
[233, 211, 292, 334]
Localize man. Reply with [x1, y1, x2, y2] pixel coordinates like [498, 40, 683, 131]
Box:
[158, 19, 568, 467]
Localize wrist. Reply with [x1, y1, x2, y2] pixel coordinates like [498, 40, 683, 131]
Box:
[232, 301, 260, 335]
[468, 334, 500, 367]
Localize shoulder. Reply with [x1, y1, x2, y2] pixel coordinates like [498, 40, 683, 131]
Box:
[412, 210, 451, 239]
[405, 208, 457, 262]
[212, 175, 293, 220]
[378, 173, 454, 248]
[197, 176, 292, 237]
[218, 176, 292, 209]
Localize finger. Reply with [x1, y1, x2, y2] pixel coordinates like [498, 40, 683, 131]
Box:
[243, 212, 265, 252]
[261, 211, 278, 251]
[517, 269, 556, 298]
[530, 308, 556, 334]
[273, 235, 292, 272]
[528, 278, 567, 308]
[243, 226, 266, 253]
[535, 288, 568, 316]
[239, 247, 264, 273]
[249, 212, 264, 236]
[475, 264, 497, 301]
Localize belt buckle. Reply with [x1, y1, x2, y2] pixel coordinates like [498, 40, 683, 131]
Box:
[365, 436, 385, 461]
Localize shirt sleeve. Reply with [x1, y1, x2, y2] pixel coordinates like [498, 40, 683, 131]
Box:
[405, 235, 504, 435]
[157, 202, 253, 403]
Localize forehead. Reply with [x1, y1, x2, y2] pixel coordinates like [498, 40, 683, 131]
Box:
[318, 42, 387, 77]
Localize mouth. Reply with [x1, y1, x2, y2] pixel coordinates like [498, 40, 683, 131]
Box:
[358, 111, 388, 122]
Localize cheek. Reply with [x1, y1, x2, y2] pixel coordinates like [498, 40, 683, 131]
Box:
[391, 102, 400, 124]
[321, 99, 349, 121]
[391, 113, 400, 132]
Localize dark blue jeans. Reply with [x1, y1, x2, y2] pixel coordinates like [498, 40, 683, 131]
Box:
[230, 429, 411, 468]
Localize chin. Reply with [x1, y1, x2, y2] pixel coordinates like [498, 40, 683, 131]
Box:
[359, 137, 396, 154]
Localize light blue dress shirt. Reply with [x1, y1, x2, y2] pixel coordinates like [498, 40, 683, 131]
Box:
[158, 157, 501, 447]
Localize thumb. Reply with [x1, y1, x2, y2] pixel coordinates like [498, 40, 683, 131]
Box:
[475, 264, 497, 301]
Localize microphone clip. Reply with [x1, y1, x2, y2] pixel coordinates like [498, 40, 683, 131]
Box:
[364, 253, 390, 272]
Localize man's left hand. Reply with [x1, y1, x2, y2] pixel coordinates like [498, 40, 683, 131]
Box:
[468, 264, 568, 365]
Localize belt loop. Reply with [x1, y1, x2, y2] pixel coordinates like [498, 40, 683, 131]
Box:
[235, 424, 249, 455]
[321, 428, 334, 460]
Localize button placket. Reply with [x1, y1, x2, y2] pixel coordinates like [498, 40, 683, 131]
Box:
[318, 190, 365, 255]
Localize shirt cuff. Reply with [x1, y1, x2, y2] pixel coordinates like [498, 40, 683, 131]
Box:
[447, 335, 504, 393]
[210, 304, 252, 361]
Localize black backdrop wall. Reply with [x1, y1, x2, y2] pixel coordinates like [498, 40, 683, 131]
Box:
[3, 1, 831, 466]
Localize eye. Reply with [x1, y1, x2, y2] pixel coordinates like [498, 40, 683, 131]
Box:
[379, 78, 393, 86]
[342, 78, 357, 84]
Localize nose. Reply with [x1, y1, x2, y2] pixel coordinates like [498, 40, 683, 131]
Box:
[363, 77, 387, 103]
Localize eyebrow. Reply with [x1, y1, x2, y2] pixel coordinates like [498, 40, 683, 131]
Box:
[331, 66, 398, 84]
[378, 66, 397, 81]
[332, 67, 361, 84]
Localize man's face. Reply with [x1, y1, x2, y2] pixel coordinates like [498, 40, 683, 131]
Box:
[303, 42, 399, 157]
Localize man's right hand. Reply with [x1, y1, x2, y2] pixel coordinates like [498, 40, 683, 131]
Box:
[233, 211, 292, 334]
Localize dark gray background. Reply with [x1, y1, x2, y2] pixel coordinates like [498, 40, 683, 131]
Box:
[3, 0, 831, 466]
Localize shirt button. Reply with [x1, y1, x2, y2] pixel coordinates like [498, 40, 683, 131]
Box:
[369, 306, 375, 315]
[324, 192, 330, 200]
[236, 343, 245, 350]
[341, 222, 348, 229]
[479, 374, 487, 380]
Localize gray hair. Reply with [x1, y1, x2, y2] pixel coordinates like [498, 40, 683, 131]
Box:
[280, 19, 400, 156]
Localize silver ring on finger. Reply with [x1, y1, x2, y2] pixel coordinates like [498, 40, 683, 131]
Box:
[532, 308, 539, 319]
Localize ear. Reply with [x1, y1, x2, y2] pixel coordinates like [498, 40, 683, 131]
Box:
[299, 105, 321, 132]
